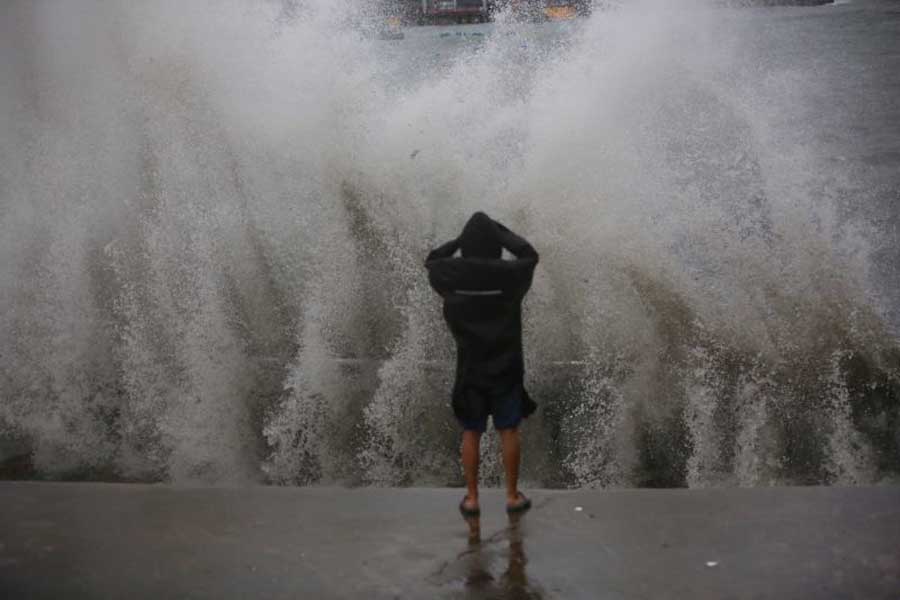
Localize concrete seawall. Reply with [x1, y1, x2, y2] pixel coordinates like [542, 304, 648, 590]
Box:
[1, 482, 897, 599]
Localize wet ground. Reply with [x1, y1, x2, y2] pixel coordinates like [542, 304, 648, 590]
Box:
[0, 482, 898, 599]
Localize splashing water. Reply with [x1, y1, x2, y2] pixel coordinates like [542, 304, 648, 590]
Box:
[1, 0, 898, 487]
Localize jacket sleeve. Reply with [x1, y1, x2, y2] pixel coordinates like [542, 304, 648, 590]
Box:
[493, 221, 538, 298]
[425, 238, 460, 264]
[425, 238, 461, 297]
[494, 221, 539, 263]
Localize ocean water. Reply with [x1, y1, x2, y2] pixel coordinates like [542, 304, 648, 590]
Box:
[0, 0, 898, 488]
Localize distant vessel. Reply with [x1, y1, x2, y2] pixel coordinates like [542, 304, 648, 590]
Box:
[421, 0, 489, 24]
[382, 0, 591, 25]
[505, 0, 591, 22]
[378, 16, 405, 40]
[543, 0, 578, 21]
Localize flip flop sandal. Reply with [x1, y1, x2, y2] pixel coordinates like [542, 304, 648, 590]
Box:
[506, 492, 532, 514]
[459, 497, 481, 517]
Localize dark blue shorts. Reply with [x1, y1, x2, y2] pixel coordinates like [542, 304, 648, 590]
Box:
[458, 389, 524, 433]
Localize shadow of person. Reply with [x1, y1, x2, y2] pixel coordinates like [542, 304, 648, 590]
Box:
[460, 512, 543, 599]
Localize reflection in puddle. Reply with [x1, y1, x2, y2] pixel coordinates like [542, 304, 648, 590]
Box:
[451, 512, 544, 599]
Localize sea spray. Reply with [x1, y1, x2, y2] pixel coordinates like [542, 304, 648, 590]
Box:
[0, 0, 897, 487]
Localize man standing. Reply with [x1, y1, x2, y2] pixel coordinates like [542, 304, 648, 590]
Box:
[425, 212, 539, 515]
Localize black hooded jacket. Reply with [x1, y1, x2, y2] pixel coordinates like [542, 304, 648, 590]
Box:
[425, 218, 539, 423]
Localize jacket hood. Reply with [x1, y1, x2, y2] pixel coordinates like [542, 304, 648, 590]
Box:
[459, 212, 502, 259]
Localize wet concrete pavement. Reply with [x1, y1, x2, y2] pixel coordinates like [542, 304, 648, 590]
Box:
[0, 482, 898, 599]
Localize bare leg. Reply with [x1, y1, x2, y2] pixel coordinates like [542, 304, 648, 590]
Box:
[461, 430, 481, 511]
[499, 427, 521, 506]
